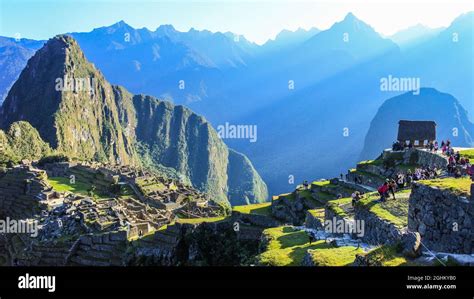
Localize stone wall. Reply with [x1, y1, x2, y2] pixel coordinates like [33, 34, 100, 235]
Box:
[346, 171, 385, 189]
[305, 211, 323, 230]
[408, 182, 473, 254]
[230, 212, 281, 229]
[0, 167, 47, 219]
[271, 191, 320, 225]
[402, 149, 448, 169]
[354, 206, 405, 245]
[66, 230, 128, 266]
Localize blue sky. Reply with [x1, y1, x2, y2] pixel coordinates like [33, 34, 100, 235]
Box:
[0, 0, 472, 44]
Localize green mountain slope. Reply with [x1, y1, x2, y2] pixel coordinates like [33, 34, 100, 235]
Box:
[0, 35, 268, 206]
[0, 121, 51, 166]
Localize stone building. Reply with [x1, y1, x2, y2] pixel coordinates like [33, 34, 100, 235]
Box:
[397, 120, 436, 147]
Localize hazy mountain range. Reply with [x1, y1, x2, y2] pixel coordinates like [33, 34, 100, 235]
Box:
[0, 11, 472, 196]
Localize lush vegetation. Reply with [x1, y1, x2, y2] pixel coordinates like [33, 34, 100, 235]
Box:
[47, 176, 108, 199]
[356, 190, 410, 228]
[326, 197, 353, 218]
[360, 244, 416, 266]
[233, 202, 271, 216]
[459, 149, 474, 160]
[257, 226, 326, 266]
[307, 208, 325, 222]
[419, 177, 471, 196]
[175, 216, 227, 224]
[257, 226, 365, 266]
[307, 246, 364, 266]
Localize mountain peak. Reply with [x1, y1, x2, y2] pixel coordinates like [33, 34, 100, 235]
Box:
[343, 12, 358, 22]
[112, 20, 131, 28]
[50, 34, 77, 48]
[156, 24, 177, 34]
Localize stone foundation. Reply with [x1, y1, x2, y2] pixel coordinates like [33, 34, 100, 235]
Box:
[408, 183, 473, 254]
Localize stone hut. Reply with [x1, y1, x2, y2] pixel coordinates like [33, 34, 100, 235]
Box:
[397, 120, 436, 147]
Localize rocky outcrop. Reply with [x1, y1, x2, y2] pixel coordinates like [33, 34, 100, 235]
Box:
[408, 182, 473, 254]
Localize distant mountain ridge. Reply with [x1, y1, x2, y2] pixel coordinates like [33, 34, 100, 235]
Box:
[0, 35, 268, 206]
[389, 24, 444, 49]
[0, 37, 44, 104]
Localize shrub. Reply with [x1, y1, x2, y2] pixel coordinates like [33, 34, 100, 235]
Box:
[37, 154, 70, 166]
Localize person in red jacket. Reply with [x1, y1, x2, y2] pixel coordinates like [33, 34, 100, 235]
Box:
[378, 181, 390, 202]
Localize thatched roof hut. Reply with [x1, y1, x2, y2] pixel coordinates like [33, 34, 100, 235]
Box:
[397, 120, 436, 145]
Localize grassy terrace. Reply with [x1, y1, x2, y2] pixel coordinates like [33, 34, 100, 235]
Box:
[459, 149, 474, 160]
[326, 197, 353, 218]
[233, 202, 271, 216]
[47, 176, 109, 199]
[360, 244, 416, 266]
[307, 208, 325, 222]
[175, 216, 227, 224]
[311, 180, 352, 204]
[307, 246, 364, 266]
[357, 159, 383, 167]
[356, 190, 410, 228]
[272, 192, 294, 201]
[311, 180, 331, 187]
[135, 178, 167, 195]
[312, 180, 354, 193]
[419, 177, 472, 196]
[257, 226, 362, 266]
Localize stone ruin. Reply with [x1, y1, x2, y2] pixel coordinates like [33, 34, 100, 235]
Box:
[0, 160, 225, 266]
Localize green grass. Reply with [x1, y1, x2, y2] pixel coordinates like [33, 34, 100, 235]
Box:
[272, 192, 294, 201]
[316, 191, 336, 202]
[47, 176, 108, 198]
[357, 190, 410, 228]
[311, 180, 330, 187]
[361, 244, 416, 266]
[175, 216, 227, 224]
[308, 208, 325, 221]
[233, 202, 271, 216]
[307, 246, 364, 266]
[419, 177, 471, 196]
[326, 197, 353, 218]
[257, 226, 362, 266]
[135, 178, 166, 195]
[357, 159, 383, 167]
[459, 149, 474, 160]
[257, 226, 329, 266]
